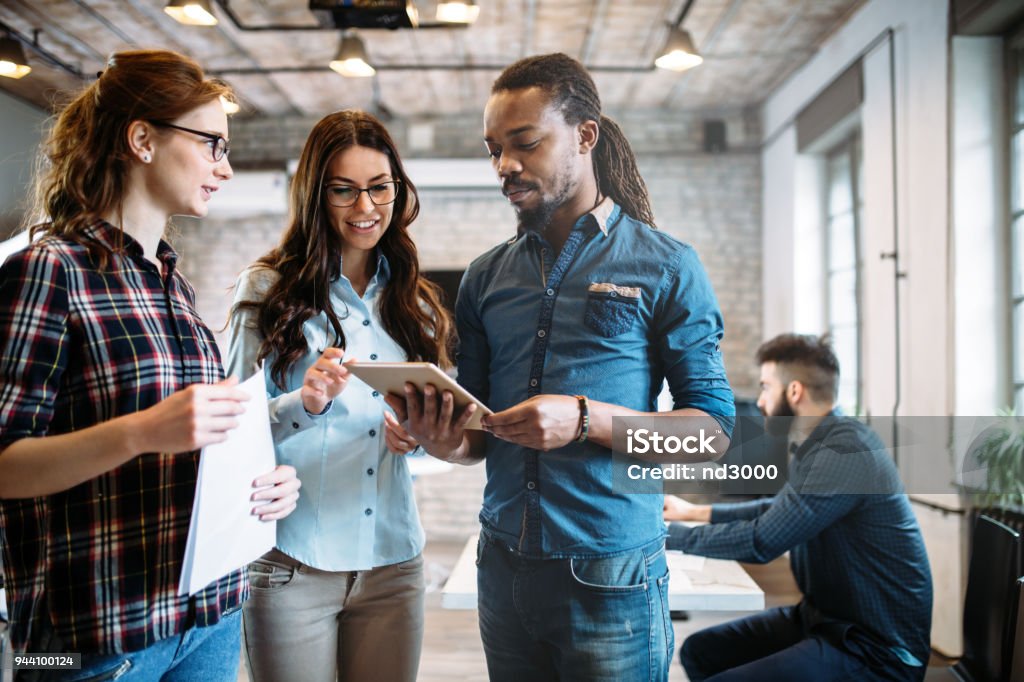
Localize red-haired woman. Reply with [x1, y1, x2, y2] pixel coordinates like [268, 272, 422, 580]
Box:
[0, 50, 300, 680]
[227, 110, 453, 682]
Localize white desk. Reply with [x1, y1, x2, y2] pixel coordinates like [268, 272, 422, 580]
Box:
[441, 534, 765, 611]
[406, 454, 454, 477]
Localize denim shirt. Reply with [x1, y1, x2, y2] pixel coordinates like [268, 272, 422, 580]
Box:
[226, 257, 424, 571]
[456, 199, 734, 557]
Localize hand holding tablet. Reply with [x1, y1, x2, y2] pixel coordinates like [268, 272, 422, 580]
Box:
[347, 362, 492, 430]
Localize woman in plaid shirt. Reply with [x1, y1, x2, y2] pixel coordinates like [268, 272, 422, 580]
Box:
[0, 50, 300, 680]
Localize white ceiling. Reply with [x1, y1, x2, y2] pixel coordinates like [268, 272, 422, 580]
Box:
[0, 0, 866, 118]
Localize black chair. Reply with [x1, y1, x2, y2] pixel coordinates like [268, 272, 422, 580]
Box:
[1011, 577, 1024, 682]
[927, 514, 1022, 681]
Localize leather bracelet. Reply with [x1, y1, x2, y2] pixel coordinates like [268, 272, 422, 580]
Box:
[574, 395, 590, 443]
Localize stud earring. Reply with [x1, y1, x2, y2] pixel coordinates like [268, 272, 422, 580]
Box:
[142, 153, 151, 163]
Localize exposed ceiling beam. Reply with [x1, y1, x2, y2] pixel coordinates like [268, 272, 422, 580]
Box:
[579, 0, 612, 64]
[212, 0, 467, 31]
[0, 18, 87, 80]
[67, 0, 137, 46]
[207, 63, 658, 75]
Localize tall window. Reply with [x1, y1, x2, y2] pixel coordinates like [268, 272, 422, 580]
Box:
[825, 134, 863, 415]
[1012, 40, 1024, 412]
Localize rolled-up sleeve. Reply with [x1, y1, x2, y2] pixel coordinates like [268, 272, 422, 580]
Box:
[0, 247, 70, 447]
[654, 245, 734, 437]
[225, 268, 326, 444]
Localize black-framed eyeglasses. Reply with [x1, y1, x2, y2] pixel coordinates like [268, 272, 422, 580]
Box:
[150, 121, 230, 162]
[323, 181, 400, 208]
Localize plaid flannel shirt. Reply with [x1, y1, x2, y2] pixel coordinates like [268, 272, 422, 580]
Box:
[0, 220, 247, 654]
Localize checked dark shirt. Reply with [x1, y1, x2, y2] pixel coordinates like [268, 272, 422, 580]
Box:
[0, 220, 247, 654]
[667, 413, 932, 669]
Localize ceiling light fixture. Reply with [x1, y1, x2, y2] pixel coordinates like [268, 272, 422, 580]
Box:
[329, 33, 375, 78]
[436, 1, 480, 24]
[164, 0, 218, 27]
[655, 0, 702, 72]
[0, 35, 31, 79]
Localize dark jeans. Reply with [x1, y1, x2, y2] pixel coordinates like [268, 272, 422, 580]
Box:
[476, 530, 673, 682]
[680, 604, 925, 682]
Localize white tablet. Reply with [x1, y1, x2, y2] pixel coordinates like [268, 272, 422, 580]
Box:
[348, 362, 492, 430]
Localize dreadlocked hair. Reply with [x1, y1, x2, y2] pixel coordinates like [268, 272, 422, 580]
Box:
[491, 52, 656, 228]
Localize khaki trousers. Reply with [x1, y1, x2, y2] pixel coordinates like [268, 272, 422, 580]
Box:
[242, 548, 425, 682]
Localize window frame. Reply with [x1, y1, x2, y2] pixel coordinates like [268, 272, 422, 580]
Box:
[1009, 27, 1024, 412]
[823, 132, 864, 415]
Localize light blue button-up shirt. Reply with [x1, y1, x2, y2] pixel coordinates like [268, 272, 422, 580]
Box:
[226, 256, 424, 571]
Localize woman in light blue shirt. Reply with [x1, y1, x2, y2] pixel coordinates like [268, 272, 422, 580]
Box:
[226, 110, 453, 682]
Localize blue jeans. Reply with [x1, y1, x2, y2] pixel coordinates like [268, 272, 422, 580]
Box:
[680, 604, 925, 682]
[58, 607, 242, 681]
[476, 531, 673, 682]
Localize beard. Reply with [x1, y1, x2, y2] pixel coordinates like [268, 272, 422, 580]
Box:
[763, 390, 795, 437]
[506, 166, 575, 236]
[516, 196, 560, 235]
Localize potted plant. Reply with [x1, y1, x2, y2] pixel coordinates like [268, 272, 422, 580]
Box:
[967, 409, 1024, 517]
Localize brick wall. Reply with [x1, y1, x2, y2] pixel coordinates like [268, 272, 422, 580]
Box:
[174, 107, 762, 542]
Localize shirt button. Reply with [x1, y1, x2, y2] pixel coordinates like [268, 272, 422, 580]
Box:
[529, 378, 538, 387]
[370, 353, 378, 360]
[367, 468, 375, 476]
[369, 429, 377, 437]
[365, 508, 373, 516]
[372, 391, 380, 397]
[527, 481, 536, 490]
[537, 329, 546, 338]
[362, 319, 370, 327]
[546, 288, 555, 296]
[292, 422, 300, 429]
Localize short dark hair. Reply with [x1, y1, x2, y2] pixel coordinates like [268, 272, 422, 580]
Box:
[755, 333, 839, 403]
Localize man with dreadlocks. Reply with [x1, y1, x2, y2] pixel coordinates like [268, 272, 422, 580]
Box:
[389, 53, 734, 681]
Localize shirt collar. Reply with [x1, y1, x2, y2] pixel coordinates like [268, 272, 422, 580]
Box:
[335, 250, 391, 289]
[789, 408, 843, 459]
[518, 197, 621, 246]
[586, 196, 617, 235]
[82, 219, 179, 270]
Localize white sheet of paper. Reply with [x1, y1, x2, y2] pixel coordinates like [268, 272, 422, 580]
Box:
[178, 369, 277, 596]
[667, 550, 707, 573]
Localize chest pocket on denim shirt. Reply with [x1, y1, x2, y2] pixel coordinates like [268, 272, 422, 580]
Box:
[584, 282, 641, 337]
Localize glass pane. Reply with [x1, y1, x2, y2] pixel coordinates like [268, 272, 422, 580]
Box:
[1014, 129, 1024, 213]
[1016, 385, 1024, 415]
[830, 327, 859, 412]
[854, 136, 865, 205]
[828, 270, 858, 327]
[1016, 303, 1024, 383]
[828, 151, 853, 216]
[837, 379, 859, 416]
[828, 213, 856, 271]
[1015, 215, 1024, 297]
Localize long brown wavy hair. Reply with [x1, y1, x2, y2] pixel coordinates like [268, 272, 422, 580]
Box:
[236, 110, 454, 389]
[27, 50, 234, 265]
[492, 53, 657, 228]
